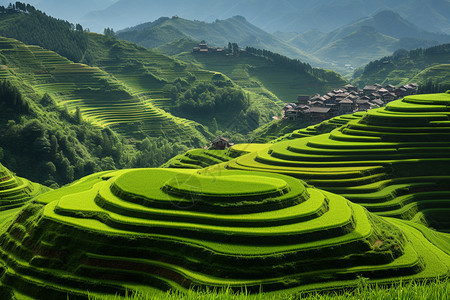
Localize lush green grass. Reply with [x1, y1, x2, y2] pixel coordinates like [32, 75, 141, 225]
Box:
[91, 278, 449, 300]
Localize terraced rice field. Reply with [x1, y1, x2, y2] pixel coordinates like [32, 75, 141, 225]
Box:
[0, 36, 208, 141]
[0, 168, 448, 299]
[273, 112, 365, 142]
[0, 163, 49, 212]
[214, 92, 450, 232]
[162, 144, 270, 169]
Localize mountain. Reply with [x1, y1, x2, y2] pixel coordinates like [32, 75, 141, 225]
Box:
[313, 26, 400, 69]
[81, 0, 450, 35]
[312, 10, 450, 50]
[117, 16, 323, 66]
[279, 10, 450, 73]
[353, 43, 450, 87]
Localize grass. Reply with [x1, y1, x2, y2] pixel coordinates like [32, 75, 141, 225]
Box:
[90, 278, 449, 299]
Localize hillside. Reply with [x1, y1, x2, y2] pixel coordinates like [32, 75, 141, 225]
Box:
[0, 3, 88, 62]
[85, 33, 286, 134]
[117, 16, 323, 66]
[412, 64, 450, 92]
[0, 36, 221, 186]
[215, 92, 450, 232]
[0, 4, 287, 138]
[353, 43, 450, 87]
[176, 49, 347, 104]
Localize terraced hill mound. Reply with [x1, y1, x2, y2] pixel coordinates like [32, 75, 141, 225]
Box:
[0, 163, 49, 213]
[0, 36, 210, 144]
[0, 168, 448, 298]
[162, 144, 270, 169]
[214, 92, 450, 232]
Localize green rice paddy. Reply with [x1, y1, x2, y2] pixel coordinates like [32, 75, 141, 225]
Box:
[212, 92, 450, 232]
[0, 163, 49, 212]
[0, 164, 448, 298]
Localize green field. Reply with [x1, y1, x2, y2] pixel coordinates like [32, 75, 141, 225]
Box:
[213, 92, 450, 232]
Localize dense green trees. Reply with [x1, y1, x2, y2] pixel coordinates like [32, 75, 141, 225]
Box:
[354, 43, 450, 85]
[418, 79, 450, 94]
[172, 82, 249, 116]
[245, 46, 342, 81]
[0, 80, 193, 187]
[0, 2, 88, 62]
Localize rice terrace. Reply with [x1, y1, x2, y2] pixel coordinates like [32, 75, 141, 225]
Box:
[0, 1, 449, 299]
[0, 92, 448, 299]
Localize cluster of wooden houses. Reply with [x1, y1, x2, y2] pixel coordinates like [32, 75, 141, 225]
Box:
[192, 41, 225, 54]
[283, 83, 418, 122]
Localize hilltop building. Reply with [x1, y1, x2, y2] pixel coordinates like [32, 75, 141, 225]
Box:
[283, 83, 418, 121]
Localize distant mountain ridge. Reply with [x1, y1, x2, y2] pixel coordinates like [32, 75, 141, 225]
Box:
[82, 0, 450, 34]
[278, 10, 450, 73]
[117, 16, 323, 66]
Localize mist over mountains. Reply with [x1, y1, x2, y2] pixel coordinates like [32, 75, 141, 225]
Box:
[12, 0, 448, 73]
[78, 0, 450, 35]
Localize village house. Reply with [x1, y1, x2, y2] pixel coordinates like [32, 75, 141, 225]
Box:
[209, 136, 234, 150]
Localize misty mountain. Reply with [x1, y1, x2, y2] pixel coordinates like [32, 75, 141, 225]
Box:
[117, 16, 323, 66]
[312, 10, 450, 51]
[278, 10, 450, 72]
[80, 0, 450, 34]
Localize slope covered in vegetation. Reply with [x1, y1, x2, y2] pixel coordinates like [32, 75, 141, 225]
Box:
[353, 43, 450, 87]
[0, 162, 49, 212]
[0, 168, 448, 298]
[0, 36, 214, 186]
[117, 16, 321, 65]
[177, 48, 346, 103]
[216, 92, 450, 232]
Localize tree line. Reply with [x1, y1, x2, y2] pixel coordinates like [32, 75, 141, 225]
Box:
[245, 46, 341, 81]
[0, 2, 87, 62]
